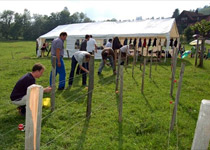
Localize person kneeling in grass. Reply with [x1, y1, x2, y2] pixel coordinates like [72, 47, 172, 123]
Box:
[10, 63, 52, 116]
[98, 47, 116, 75]
[68, 51, 90, 88]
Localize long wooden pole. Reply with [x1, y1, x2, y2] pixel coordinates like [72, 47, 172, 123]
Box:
[86, 55, 94, 117]
[51, 56, 56, 111]
[115, 51, 121, 92]
[170, 63, 185, 131]
[132, 47, 136, 77]
[195, 38, 199, 66]
[170, 48, 178, 97]
[119, 65, 123, 122]
[149, 50, 153, 78]
[141, 58, 146, 94]
[25, 84, 43, 150]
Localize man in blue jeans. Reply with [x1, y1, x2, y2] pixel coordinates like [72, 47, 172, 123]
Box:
[50, 32, 67, 90]
[68, 51, 90, 88]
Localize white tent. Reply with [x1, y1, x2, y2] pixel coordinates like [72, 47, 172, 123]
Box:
[38, 18, 179, 59]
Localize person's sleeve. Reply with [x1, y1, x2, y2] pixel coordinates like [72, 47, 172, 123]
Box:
[94, 39, 97, 45]
[55, 41, 63, 49]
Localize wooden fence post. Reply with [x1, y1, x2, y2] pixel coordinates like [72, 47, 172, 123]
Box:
[191, 99, 210, 150]
[25, 84, 43, 150]
[115, 51, 121, 92]
[195, 38, 199, 66]
[132, 47, 136, 77]
[170, 63, 185, 131]
[141, 57, 146, 94]
[51, 56, 56, 111]
[119, 65, 123, 122]
[86, 55, 94, 117]
[66, 50, 70, 59]
[170, 48, 178, 97]
[149, 50, 153, 78]
[140, 47, 144, 70]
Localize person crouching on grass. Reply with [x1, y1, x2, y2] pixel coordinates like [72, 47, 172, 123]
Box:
[10, 63, 52, 116]
[98, 47, 116, 75]
[68, 51, 91, 88]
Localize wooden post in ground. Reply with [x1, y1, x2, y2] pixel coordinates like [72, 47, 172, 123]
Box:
[195, 38, 199, 66]
[191, 99, 210, 150]
[149, 50, 153, 78]
[146, 46, 149, 65]
[140, 47, 144, 70]
[115, 51, 121, 92]
[25, 84, 43, 150]
[51, 56, 56, 111]
[119, 65, 123, 122]
[170, 48, 178, 97]
[86, 55, 94, 117]
[132, 47, 137, 77]
[170, 63, 185, 131]
[141, 57, 146, 93]
[66, 50, 70, 59]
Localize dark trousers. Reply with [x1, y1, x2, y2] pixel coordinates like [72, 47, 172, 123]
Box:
[69, 56, 87, 86]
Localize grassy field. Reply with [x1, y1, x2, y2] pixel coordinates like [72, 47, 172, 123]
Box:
[0, 41, 210, 150]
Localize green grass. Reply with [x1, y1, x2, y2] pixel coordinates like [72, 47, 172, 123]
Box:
[0, 41, 210, 150]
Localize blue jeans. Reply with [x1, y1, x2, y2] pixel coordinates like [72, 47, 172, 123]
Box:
[69, 56, 87, 86]
[98, 56, 115, 73]
[50, 57, 66, 88]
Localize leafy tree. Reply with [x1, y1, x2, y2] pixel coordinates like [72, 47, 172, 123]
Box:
[0, 10, 14, 39]
[172, 8, 179, 19]
[191, 20, 210, 67]
[183, 26, 194, 42]
[10, 13, 23, 39]
[22, 9, 32, 40]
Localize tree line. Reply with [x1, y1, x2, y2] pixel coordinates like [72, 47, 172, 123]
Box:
[0, 7, 92, 40]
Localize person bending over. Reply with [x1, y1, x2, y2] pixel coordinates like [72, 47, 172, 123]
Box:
[10, 63, 52, 116]
[68, 51, 91, 88]
[98, 48, 116, 75]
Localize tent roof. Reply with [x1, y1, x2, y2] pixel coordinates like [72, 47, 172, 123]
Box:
[39, 18, 179, 39]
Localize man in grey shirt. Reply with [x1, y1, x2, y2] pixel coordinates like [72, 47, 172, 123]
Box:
[68, 51, 90, 87]
[50, 32, 67, 90]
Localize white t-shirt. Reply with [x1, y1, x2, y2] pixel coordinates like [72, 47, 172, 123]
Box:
[120, 45, 131, 55]
[73, 51, 89, 65]
[87, 38, 97, 52]
[105, 42, 112, 48]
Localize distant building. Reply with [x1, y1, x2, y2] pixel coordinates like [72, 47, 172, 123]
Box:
[176, 10, 210, 34]
[136, 16, 142, 21]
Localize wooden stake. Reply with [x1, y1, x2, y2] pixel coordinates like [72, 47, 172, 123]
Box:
[51, 56, 56, 111]
[115, 51, 121, 92]
[25, 84, 43, 150]
[86, 55, 94, 117]
[141, 58, 146, 93]
[149, 50, 153, 78]
[119, 65, 123, 122]
[170, 63, 185, 131]
[170, 48, 178, 97]
[191, 99, 210, 150]
[132, 47, 136, 77]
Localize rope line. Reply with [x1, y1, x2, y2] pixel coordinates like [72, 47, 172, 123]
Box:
[41, 93, 115, 148]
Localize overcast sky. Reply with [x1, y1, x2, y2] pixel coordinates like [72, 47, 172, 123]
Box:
[0, 1, 210, 21]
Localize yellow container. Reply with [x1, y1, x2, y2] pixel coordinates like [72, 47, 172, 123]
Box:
[42, 97, 51, 107]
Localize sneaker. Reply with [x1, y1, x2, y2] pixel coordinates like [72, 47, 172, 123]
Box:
[98, 72, 101, 75]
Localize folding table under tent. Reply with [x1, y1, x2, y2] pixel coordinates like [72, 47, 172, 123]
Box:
[37, 18, 179, 60]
